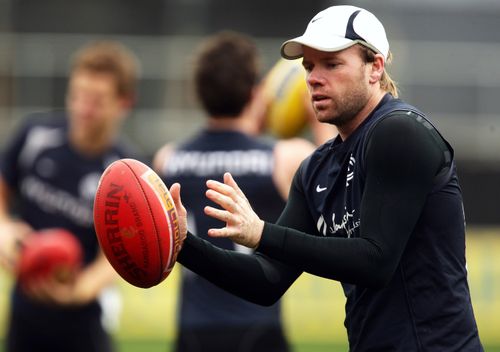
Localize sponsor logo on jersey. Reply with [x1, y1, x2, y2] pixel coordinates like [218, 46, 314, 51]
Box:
[316, 185, 327, 192]
[166, 150, 273, 177]
[20, 176, 93, 227]
[317, 209, 360, 238]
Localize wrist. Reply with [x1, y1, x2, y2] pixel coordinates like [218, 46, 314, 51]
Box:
[250, 220, 265, 249]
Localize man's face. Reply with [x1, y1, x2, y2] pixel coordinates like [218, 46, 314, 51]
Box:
[66, 70, 127, 138]
[302, 45, 371, 128]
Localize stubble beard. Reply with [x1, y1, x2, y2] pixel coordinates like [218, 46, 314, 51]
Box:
[317, 74, 370, 128]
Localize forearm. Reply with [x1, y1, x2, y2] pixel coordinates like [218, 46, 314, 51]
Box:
[73, 251, 118, 304]
[177, 232, 300, 306]
[258, 222, 388, 286]
[0, 177, 32, 272]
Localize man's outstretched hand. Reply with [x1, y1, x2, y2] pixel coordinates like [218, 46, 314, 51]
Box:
[204, 173, 264, 249]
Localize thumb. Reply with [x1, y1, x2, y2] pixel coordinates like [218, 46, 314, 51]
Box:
[169, 183, 188, 240]
[169, 183, 186, 215]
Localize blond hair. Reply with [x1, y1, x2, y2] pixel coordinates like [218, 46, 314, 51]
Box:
[359, 45, 399, 98]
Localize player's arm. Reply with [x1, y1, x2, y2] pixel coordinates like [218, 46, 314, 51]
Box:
[257, 113, 447, 287]
[170, 182, 301, 306]
[0, 121, 35, 272]
[72, 249, 119, 304]
[178, 235, 301, 306]
[0, 177, 32, 273]
[0, 176, 19, 271]
[205, 113, 448, 288]
[27, 249, 119, 306]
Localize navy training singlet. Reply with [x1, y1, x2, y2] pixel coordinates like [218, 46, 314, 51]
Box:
[0, 111, 140, 325]
[160, 129, 286, 329]
[297, 94, 481, 350]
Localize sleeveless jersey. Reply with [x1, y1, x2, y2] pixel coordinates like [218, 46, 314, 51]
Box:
[0, 111, 140, 323]
[298, 94, 481, 350]
[160, 129, 285, 328]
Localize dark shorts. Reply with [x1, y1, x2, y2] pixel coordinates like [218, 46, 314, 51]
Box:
[175, 324, 290, 352]
[5, 304, 114, 352]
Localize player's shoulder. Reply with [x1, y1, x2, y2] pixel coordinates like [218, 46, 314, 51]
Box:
[21, 110, 67, 129]
[365, 107, 451, 166]
[275, 136, 316, 149]
[241, 133, 276, 151]
[274, 137, 316, 162]
[371, 109, 437, 141]
[9, 110, 67, 143]
[371, 95, 432, 132]
[152, 142, 177, 174]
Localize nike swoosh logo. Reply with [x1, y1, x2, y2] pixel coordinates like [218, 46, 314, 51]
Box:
[311, 16, 322, 23]
[316, 185, 327, 192]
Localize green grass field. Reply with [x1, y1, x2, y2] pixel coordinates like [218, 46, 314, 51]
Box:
[0, 340, 352, 352]
[1, 227, 499, 351]
[1, 340, 499, 352]
[116, 341, 500, 352]
[116, 340, 348, 352]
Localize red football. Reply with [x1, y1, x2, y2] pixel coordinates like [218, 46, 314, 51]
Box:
[93, 158, 180, 288]
[17, 228, 83, 288]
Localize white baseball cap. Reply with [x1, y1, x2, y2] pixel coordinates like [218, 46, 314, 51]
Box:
[281, 5, 389, 60]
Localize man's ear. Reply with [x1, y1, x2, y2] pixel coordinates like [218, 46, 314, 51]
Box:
[369, 54, 385, 84]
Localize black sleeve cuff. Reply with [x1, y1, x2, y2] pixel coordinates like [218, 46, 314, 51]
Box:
[176, 231, 206, 266]
[257, 222, 288, 258]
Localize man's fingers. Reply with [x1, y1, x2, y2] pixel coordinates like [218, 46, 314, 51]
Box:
[205, 189, 236, 213]
[207, 227, 234, 239]
[206, 179, 233, 196]
[207, 173, 245, 202]
[204, 205, 232, 223]
[206, 173, 246, 211]
[223, 172, 246, 198]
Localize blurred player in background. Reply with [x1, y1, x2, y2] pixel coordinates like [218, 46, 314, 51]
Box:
[169, 5, 483, 351]
[154, 31, 316, 352]
[0, 40, 142, 352]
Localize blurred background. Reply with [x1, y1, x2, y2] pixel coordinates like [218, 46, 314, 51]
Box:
[0, 0, 499, 351]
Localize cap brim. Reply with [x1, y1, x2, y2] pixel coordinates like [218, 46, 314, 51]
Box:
[281, 36, 356, 60]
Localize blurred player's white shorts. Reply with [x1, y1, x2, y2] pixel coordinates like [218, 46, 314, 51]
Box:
[99, 285, 123, 333]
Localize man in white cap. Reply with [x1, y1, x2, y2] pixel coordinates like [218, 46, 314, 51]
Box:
[169, 5, 484, 351]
